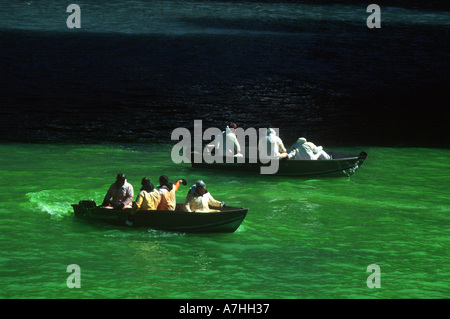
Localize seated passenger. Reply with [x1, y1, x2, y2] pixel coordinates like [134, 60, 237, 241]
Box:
[184, 180, 225, 213]
[292, 137, 331, 160]
[134, 177, 161, 211]
[126, 177, 161, 227]
[156, 175, 186, 211]
[258, 128, 296, 159]
[102, 173, 134, 209]
[213, 123, 242, 157]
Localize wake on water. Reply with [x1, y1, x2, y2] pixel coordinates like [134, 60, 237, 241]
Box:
[25, 189, 95, 218]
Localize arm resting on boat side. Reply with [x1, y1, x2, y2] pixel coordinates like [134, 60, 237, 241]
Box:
[207, 193, 223, 209]
[183, 192, 223, 212]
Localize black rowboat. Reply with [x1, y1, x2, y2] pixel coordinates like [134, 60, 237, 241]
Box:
[191, 150, 368, 177]
[72, 201, 248, 233]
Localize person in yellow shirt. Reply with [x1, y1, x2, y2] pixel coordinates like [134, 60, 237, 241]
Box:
[135, 177, 161, 211]
[126, 177, 160, 226]
[156, 175, 187, 211]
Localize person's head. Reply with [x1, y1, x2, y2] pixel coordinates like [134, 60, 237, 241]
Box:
[195, 180, 207, 195]
[267, 128, 276, 136]
[159, 175, 169, 186]
[141, 177, 154, 192]
[229, 122, 237, 133]
[297, 137, 307, 144]
[116, 173, 126, 187]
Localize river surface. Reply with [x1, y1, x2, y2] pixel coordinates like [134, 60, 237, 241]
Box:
[1, 143, 448, 298]
[0, 0, 448, 299]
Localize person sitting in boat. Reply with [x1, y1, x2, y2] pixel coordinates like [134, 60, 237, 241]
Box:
[183, 180, 225, 213]
[134, 177, 161, 211]
[101, 173, 134, 209]
[156, 175, 187, 211]
[258, 128, 296, 160]
[213, 123, 243, 157]
[126, 177, 161, 226]
[292, 137, 331, 160]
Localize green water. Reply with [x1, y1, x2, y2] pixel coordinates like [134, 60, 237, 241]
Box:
[0, 143, 448, 299]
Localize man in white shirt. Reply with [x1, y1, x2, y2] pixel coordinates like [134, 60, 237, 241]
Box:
[258, 128, 295, 159]
[213, 123, 242, 157]
[292, 137, 331, 160]
[184, 180, 224, 213]
[102, 173, 134, 209]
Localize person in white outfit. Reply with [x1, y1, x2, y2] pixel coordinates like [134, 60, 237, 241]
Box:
[184, 180, 225, 213]
[102, 173, 134, 209]
[292, 137, 331, 160]
[214, 123, 242, 157]
[258, 128, 296, 159]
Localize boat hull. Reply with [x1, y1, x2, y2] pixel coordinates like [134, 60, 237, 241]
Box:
[191, 151, 368, 177]
[72, 201, 248, 233]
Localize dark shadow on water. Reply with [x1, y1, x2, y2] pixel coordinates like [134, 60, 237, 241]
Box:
[0, 20, 448, 148]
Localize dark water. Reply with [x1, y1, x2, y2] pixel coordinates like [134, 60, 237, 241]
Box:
[1, 1, 449, 147]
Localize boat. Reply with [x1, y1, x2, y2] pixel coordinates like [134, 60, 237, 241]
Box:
[191, 148, 368, 177]
[71, 200, 248, 233]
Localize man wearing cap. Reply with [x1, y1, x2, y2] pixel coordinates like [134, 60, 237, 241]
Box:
[183, 180, 225, 213]
[213, 123, 242, 157]
[102, 173, 134, 209]
[292, 137, 331, 160]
